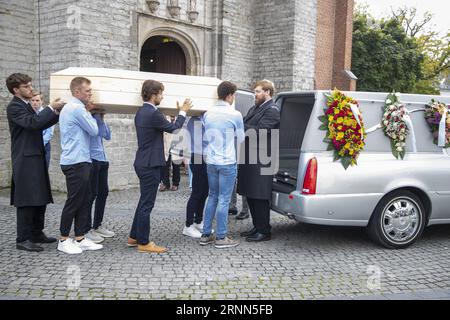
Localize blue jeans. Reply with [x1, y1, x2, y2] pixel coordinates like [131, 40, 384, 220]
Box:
[203, 164, 237, 239]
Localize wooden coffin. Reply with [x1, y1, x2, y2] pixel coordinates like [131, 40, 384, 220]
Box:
[49, 67, 222, 116]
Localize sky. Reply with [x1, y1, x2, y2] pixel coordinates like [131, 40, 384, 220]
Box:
[357, 0, 450, 36]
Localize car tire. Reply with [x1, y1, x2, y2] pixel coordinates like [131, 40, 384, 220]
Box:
[368, 190, 426, 249]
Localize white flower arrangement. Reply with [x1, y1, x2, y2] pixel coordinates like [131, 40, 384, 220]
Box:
[382, 92, 410, 159]
[424, 99, 450, 148]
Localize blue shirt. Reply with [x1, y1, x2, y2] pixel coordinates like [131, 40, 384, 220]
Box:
[59, 97, 103, 165]
[202, 100, 245, 165]
[90, 115, 111, 162]
[37, 106, 54, 146]
[187, 116, 208, 156]
[42, 126, 54, 146]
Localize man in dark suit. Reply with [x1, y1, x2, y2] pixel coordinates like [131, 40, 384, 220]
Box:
[6, 73, 64, 252]
[237, 80, 280, 242]
[128, 80, 193, 253]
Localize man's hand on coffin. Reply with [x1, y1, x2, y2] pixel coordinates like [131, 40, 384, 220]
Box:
[177, 98, 193, 113]
[86, 101, 100, 114]
[50, 98, 65, 114]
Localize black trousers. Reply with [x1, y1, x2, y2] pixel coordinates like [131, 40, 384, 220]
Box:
[186, 154, 208, 227]
[16, 206, 46, 243]
[161, 155, 180, 188]
[130, 166, 160, 245]
[85, 160, 109, 232]
[247, 198, 271, 235]
[60, 162, 92, 237]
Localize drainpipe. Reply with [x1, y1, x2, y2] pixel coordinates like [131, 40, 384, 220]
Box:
[37, 0, 41, 92]
[214, 0, 224, 79]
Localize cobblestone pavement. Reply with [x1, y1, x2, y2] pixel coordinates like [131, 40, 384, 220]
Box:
[1, 176, 450, 300]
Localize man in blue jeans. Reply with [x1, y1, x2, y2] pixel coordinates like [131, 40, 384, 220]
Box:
[200, 81, 245, 249]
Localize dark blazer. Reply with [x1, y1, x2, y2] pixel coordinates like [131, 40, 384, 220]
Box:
[7, 96, 59, 207]
[237, 99, 280, 200]
[134, 104, 186, 168]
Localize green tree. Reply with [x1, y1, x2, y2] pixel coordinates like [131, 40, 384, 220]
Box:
[390, 7, 450, 94]
[415, 33, 450, 94]
[352, 9, 424, 93]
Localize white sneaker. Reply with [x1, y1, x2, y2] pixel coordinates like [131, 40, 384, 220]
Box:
[182, 225, 202, 239]
[85, 230, 104, 244]
[193, 222, 204, 232]
[193, 222, 213, 234]
[94, 226, 115, 238]
[57, 239, 82, 255]
[74, 238, 103, 251]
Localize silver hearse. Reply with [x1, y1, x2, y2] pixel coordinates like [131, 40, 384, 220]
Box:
[270, 91, 450, 249]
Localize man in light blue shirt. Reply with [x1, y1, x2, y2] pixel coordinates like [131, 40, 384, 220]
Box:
[84, 111, 116, 243]
[57, 77, 105, 255]
[200, 81, 245, 249]
[59, 102, 102, 166]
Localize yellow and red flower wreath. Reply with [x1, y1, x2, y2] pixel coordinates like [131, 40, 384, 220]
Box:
[319, 89, 366, 169]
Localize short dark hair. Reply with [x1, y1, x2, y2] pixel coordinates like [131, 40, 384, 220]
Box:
[217, 81, 237, 100]
[6, 73, 32, 94]
[141, 80, 164, 102]
[253, 79, 275, 97]
[70, 77, 91, 94]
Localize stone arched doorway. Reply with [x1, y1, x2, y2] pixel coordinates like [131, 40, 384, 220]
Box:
[140, 36, 187, 75]
[139, 28, 202, 76]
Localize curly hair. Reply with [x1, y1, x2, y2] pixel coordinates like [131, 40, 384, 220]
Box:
[6, 73, 32, 94]
[141, 80, 164, 102]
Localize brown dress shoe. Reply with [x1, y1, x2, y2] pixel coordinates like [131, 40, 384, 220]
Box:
[127, 237, 138, 247]
[138, 241, 168, 253]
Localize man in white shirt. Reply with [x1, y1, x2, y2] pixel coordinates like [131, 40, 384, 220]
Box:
[200, 81, 245, 249]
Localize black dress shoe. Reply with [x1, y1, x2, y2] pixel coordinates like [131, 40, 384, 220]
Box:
[246, 232, 271, 242]
[235, 211, 249, 220]
[31, 234, 57, 244]
[240, 227, 257, 237]
[228, 208, 238, 215]
[16, 240, 44, 252]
